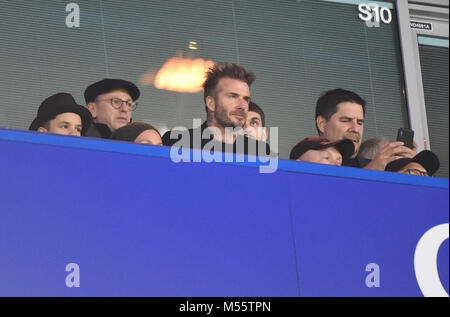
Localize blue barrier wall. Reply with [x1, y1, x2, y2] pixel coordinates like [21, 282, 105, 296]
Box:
[0, 128, 448, 296]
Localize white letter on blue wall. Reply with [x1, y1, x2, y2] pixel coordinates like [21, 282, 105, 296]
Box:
[365, 263, 380, 288]
[65, 263, 80, 287]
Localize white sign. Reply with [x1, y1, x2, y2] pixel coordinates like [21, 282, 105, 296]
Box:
[358, 3, 392, 25]
[414, 223, 449, 297]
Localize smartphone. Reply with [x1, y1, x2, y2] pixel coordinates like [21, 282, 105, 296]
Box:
[397, 128, 414, 149]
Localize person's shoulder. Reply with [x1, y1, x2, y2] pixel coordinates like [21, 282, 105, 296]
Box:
[241, 135, 272, 156]
[84, 123, 111, 139]
[342, 157, 365, 168]
[358, 156, 371, 168]
[161, 130, 174, 146]
[162, 121, 209, 146]
[259, 139, 273, 156]
[162, 126, 196, 146]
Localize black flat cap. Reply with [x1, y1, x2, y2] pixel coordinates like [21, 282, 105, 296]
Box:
[385, 150, 440, 176]
[84, 78, 140, 104]
[29, 93, 92, 135]
[290, 137, 355, 161]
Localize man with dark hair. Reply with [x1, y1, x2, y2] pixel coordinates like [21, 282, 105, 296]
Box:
[162, 62, 271, 156]
[243, 101, 267, 142]
[315, 88, 415, 170]
[29, 93, 92, 137]
[84, 78, 140, 139]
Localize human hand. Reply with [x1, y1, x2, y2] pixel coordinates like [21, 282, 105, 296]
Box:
[364, 141, 416, 171]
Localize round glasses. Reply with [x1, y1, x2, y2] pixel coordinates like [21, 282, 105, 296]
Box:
[96, 98, 138, 111]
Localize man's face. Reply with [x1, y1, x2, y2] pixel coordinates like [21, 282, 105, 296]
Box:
[39, 112, 82, 136]
[297, 147, 343, 166]
[88, 89, 132, 132]
[398, 162, 428, 176]
[244, 110, 267, 142]
[135, 129, 163, 146]
[208, 78, 250, 129]
[318, 102, 364, 154]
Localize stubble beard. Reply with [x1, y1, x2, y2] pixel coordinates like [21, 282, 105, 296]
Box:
[214, 105, 245, 130]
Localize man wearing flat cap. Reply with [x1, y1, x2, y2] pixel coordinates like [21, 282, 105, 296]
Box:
[290, 136, 355, 166]
[29, 93, 92, 136]
[84, 78, 140, 139]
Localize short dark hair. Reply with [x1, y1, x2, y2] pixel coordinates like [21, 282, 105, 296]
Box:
[203, 62, 256, 105]
[248, 101, 265, 127]
[315, 88, 366, 135]
[41, 120, 51, 131]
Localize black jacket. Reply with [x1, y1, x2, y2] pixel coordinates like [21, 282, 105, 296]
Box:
[162, 121, 272, 156]
[84, 123, 112, 139]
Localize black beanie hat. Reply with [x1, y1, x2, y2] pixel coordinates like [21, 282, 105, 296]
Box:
[111, 122, 160, 142]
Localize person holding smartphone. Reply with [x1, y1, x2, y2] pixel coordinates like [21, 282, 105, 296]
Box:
[314, 88, 417, 170]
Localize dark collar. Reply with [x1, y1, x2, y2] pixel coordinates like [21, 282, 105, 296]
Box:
[201, 121, 272, 156]
[87, 122, 112, 139]
[342, 156, 371, 168]
[200, 121, 209, 131]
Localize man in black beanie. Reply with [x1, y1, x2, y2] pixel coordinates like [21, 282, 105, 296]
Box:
[84, 78, 140, 139]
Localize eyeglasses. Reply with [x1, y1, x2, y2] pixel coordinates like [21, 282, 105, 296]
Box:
[96, 98, 138, 111]
[404, 169, 429, 177]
